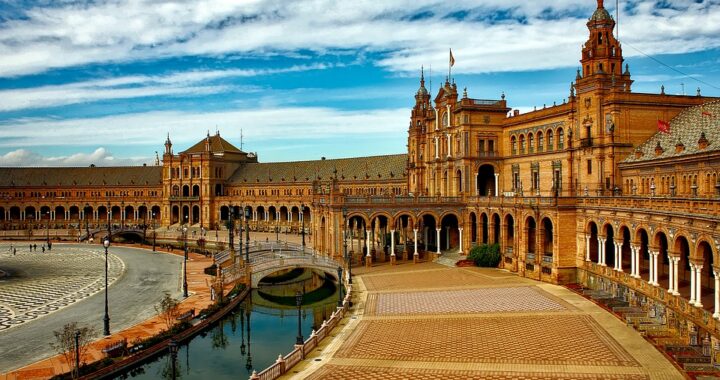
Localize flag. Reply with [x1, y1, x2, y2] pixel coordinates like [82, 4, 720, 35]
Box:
[449, 49, 455, 67]
[657, 119, 670, 134]
[702, 111, 713, 117]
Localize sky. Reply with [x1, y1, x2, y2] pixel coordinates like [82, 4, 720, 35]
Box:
[0, 0, 719, 167]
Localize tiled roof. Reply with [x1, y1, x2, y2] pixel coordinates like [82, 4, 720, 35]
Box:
[0, 166, 162, 187]
[182, 133, 243, 154]
[228, 154, 407, 184]
[623, 99, 720, 163]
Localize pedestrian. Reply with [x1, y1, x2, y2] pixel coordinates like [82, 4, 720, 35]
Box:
[41, 246, 45, 253]
[13, 248, 16, 256]
[29, 244, 32, 251]
[33, 244, 36, 251]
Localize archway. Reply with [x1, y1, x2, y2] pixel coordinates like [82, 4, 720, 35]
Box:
[192, 185, 200, 197]
[653, 232, 669, 290]
[151, 206, 161, 221]
[541, 217, 553, 258]
[220, 206, 229, 221]
[504, 214, 515, 258]
[369, 214, 391, 261]
[192, 205, 200, 225]
[492, 213, 501, 244]
[69, 206, 80, 220]
[440, 213, 460, 252]
[470, 212, 477, 244]
[10, 206, 20, 221]
[182, 185, 190, 197]
[419, 214, 438, 255]
[476, 164, 496, 196]
[603, 224, 615, 268]
[111, 206, 121, 221]
[636, 228, 650, 281]
[480, 213, 488, 244]
[587, 222, 598, 263]
[620, 226, 631, 271]
[674, 235, 691, 301]
[125, 205, 134, 221]
[525, 216, 536, 259]
[698, 240, 715, 312]
[54, 206, 65, 220]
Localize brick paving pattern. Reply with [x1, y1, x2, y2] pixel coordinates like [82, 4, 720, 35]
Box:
[334, 314, 639, 366]
[0, 247, 124, 331]
[306, 365, 651, 380]
[368, 286, 571, 315]
[361, 267, 525, 291]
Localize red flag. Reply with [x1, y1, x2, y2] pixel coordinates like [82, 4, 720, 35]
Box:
[449, 49, 455, 67]
[658, 119, 670, 134]
[702, 111, 713, 117]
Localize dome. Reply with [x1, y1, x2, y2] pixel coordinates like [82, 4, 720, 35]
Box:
[416, 86, 428, 97]
[590, 7, 612, 22]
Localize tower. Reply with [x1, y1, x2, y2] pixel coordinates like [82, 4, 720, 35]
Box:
[408, 68, 431, 195]
[576, 0, 632, 94]
[164, 134, 173, 155]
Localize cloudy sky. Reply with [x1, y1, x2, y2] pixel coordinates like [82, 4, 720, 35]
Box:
[0, 0, 719, 166]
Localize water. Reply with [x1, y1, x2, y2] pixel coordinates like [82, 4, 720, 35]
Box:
[116, 270, 341, 380]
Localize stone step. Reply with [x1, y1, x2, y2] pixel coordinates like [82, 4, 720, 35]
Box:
[613, 306, 643, 314]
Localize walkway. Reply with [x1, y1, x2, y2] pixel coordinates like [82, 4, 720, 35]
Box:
[287, 262, 683, 380]
[0, 243, 220, 380]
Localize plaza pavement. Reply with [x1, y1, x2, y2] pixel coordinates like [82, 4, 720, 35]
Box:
[286, 262, 684, 380]
[0, 243, 220, 380]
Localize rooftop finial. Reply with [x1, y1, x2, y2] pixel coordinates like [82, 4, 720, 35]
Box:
[597, 0, 604, 9]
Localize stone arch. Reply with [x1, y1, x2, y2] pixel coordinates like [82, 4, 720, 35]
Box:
[220, 206, 229, 221]
[504, 213, 515, 257]
[476, 164, 496, 196]
[151, 206, 161, 221]
[697, 239, 715, 311]
[587, 221, 599, 263]
[469, 212, 477, 243]
[182, 185, 190, 197]
[192, 184, 200, 197]
[440, 213, 460, 252]
[69, 205, 80, 220]
[652, 230, 670, 289]
[492, 213, 501, 244]
[192, 205, 200, 224]
[181, 205, 189, 224]
[55, 205, 66, 220]
[125, 205, 134, 221]
[634, 227, 650, 281]
[541, 217, 553, 258]
[480, 212, 489, 244]
[601, 223, 615, 268]
[525, 215, 537, 258]
[10, 206, 20, 221]
[673, 234, 692, 301]
[268, 206, 277, 221]
[618, 225, 632, 272]
[546, 129, 554, 151]
[257, 206, 266, 221]
[455, 169, 463, 195]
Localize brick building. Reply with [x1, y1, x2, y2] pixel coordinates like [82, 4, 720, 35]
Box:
[1, 0, 720, 342]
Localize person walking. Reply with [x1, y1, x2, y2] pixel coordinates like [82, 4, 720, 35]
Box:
[41, 246, 45, 253]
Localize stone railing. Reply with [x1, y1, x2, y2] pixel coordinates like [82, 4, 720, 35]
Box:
[249, 283, 353, 380]
[577, 196, 720, 217]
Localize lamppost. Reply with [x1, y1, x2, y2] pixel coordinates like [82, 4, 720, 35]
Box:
[120, 201, 124, 230]
[45, 210, 50, 245]
[74, 330, 80, 377]
[337, 266, 343, 308]
[182, 225, 188, 298]
[245, 207, 250, 263]
[300, 203, 305, 251]
[295, 291, 303, 345]
[343, 207, 352, 285]
[103, 237, 111, 336]
[168, 339, 178, 380]
[84, 203, 90, 241]
[228, 206, 234, 253]
[141, 203, 147, 245]
[152, 212, 157, 252]
[275, 224, 279, 242]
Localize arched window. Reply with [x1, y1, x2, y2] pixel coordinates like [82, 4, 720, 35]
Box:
[547, 130, 554, 151]
[519, 135, 526, 154]
[511, 136, 517, 155]
[557, 128, 564, 149]
[528, 133, 535, 153]
[537, 131, 544, 152]
[441, 112, 448, 128]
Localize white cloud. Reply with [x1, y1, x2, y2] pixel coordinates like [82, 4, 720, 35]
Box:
[0, 1, 719, 77]
[0, 106, 409, 149]
[0, 64, 333, 111]
[0, 147, 150, 167]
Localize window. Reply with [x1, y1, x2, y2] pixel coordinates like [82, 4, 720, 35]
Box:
[528, 133, 535, 153]
[587, 159, 592, 175]
[557, 128, 564, 149]
[442, 112, 448, 127]
[537, 132, 544, 152]
[547, 130, 554, 151]
[520, 135, 526, 154]
[479, 139, 485, 155]
[511, 136, 517, 155]
[488, 140, 495, 155]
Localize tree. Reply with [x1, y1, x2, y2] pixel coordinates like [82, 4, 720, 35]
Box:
[50, 322, 95, 379]
[155, 292, 180, 331]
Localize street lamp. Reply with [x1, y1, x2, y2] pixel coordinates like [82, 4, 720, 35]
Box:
[45, 210, 50, 246]
[182, 225, 188, 298]
[74, 330, 81, 377]
[300, 204, 305, 251]
[84, 203, 90, 242]
[228, 206, 234, 253]
[343, 207, 352, 285]
[152, 212, 157, 251]
[337, 266, 343, 307]
[168, 339, 178, 380]
[295, 291, 303, 345]
[245, 207, 250, 263]
[103, 237, 111, 336]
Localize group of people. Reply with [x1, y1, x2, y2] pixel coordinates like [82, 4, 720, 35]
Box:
[17, 242, 51, 253]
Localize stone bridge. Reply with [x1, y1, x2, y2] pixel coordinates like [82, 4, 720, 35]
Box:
[217, 242, 345, 288]
[80, 227, 146, 242]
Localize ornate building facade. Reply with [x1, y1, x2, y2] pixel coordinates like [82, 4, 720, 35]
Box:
[1, 0, 720, 341]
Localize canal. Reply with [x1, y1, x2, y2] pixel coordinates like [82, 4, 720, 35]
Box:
[117, 268, 341, 379]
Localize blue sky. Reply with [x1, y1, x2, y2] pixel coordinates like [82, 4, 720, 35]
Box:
[0, 0, 719, 166]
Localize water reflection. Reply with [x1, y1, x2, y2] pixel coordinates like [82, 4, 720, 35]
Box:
[116, 269, 340, 380]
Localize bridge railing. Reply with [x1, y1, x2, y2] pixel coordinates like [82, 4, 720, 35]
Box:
[251, 282, 353, 380]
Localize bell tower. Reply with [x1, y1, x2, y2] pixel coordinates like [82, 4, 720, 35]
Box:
[408, 68, 431, 195]
[576, 0, 632, 94]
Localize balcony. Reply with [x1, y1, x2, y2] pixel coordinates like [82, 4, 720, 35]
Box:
[579, 137, 593, 148]
[478, 151, 499, 158]
[169, 196, 200, 202]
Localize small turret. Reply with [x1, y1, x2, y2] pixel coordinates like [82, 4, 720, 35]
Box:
[164, 133, 173, 155]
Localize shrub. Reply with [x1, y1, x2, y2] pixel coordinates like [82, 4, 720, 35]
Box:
[468, 243, 501, 267]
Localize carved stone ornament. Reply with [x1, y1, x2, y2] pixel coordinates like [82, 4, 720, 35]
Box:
[585, 97, 591, 109]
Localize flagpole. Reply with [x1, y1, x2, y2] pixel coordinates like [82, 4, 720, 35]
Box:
[449, 48, 452, 82]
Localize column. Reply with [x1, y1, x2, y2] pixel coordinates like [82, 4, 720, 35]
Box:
[434, 137, 439, 159]
[435, 228, 441, 255]
[458, 227, 463, 254]
[423, 227, 428, 251]
[390, 230, 395, 257]
[690, 263, 697, 305]
[365, 230, 371, 257]
[474, 173, 478, 195]
[494, 173, 499, 197]
[648, 251, 655, 285]
[614, 242, 620, 271]
[598, 238, 605, 266]
[434, 107, 439, 130]
[446, 133, 451, 158]
[714, 269, 720, 319]
[696, 264, 704, 308]
[20, 210, 24, 220]
[668, 256, 675, 294]
[653, 251, 660, 285]
[585, 236, 591, 261]
[673, 257, 680, 295]
[445, 227, 450, 250]
[413, 229, 418, 257]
